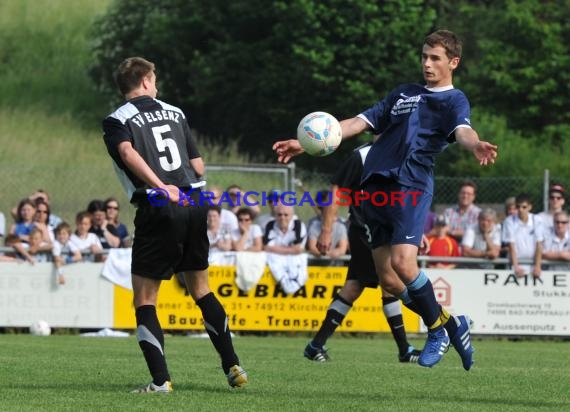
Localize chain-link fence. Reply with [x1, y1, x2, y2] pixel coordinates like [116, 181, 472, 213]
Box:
[0, 160, 562, 235]
[296, 168, 562, 219]
[0, 163, 297, 234]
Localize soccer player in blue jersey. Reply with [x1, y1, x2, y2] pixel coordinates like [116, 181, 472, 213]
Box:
[274, 30, 497, 369]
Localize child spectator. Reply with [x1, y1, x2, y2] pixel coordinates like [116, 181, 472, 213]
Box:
[0, 228, 17, 260]
[4, 234, 31, 265]
[502, 193, 544, 278]
[426, 215, 461, 269]
[52, 222, 82, 285]
[70, 211, 103, 262]
[26, 227, 53, 263]
[9, 199, 36, 243]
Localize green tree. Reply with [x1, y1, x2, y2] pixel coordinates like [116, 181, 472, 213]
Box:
[90, 0, 437, 166]
[439, 0, 570, 142]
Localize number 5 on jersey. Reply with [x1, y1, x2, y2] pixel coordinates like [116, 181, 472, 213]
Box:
[152, 125, 182, 171]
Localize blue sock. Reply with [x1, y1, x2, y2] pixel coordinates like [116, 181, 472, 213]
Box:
[398, 288, 420, 314]
[406, 271, 442, 330]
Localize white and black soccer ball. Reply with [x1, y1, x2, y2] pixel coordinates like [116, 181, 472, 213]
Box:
[29, 320, 51, 336]
[297, 111, 342, 156]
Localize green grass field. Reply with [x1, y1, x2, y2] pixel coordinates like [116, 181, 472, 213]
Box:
[1, 334, 568, 411]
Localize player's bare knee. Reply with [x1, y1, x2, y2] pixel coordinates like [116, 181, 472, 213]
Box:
[338, 282, 362, 302]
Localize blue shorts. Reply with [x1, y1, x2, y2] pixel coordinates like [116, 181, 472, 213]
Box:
[361, 177, 431, 248]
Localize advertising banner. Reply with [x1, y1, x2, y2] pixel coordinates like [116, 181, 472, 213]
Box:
[0, 263, 114, 327]
[113, 265, 420, 332]
[1, 263, 567, 335]
[425, 270, 569, 335]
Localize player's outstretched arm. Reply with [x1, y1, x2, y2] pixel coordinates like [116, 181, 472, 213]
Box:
[273, 117, 369, 164]
[455, 127, 498, 166]
[339, 117, 369, 141]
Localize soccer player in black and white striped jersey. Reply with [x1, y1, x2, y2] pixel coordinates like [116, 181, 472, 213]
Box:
[102, 57, 247, 392]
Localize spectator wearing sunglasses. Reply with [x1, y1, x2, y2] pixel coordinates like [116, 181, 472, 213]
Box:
[231, 208, 263, 252]
[538, 183, 566, 233]
[542, 211, 570, 271]
[502, 193, 544, 278]
[87, 199, 121, 249]
[33, 198, 54, 246]
[105, 197, 130, 247]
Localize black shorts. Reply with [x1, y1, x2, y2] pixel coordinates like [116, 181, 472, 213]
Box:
[131, 192, 209, 280]
[347, 224, 379, 289]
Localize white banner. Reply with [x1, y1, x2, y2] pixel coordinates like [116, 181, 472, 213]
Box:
[0, 263, 114, 328]
[424, 269, 570, 336]
[0, 263, 568, 335]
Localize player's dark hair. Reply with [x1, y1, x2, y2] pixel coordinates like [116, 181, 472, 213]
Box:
[114, 57, 155, 95]
[425, 30, 462, 59]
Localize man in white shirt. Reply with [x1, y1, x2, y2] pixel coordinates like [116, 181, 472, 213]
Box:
[263, 204, 306, 254]
[462, 208, 501, 269]
[502, 194, 544, 278]
[542, 211, 570, 271]
[538, 183, 566, 233]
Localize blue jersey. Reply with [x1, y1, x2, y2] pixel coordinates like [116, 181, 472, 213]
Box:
[359, 84, 472, 195]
